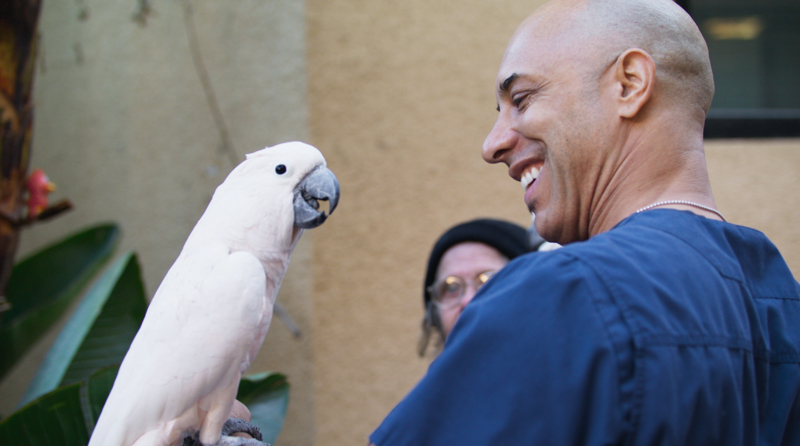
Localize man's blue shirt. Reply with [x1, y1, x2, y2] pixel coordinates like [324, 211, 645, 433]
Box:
[371, 210, 800, 445]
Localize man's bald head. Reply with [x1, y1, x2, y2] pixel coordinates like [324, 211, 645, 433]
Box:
[485, 0, 720, 243]
[518, 0, 715, 115]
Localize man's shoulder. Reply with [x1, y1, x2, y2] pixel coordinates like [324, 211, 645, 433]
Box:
[486, 210, 794, 324]
[556, 209, 775, 277]
[499, 219, 670, 285]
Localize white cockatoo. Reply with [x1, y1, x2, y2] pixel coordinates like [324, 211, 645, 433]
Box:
[89, 141, 339, 446]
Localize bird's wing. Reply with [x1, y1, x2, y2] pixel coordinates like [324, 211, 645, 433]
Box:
[90, 249, 270, 446]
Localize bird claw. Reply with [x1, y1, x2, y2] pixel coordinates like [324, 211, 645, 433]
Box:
[182, 417, 270, 446]
[209, 435, 270, 446]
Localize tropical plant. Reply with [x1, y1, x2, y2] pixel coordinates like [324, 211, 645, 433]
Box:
[0, 225, 290, 445]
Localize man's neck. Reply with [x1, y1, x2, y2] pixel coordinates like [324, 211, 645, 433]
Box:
[586, 128, 717, 238]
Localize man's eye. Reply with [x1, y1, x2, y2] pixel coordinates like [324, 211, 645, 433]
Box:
[512, 88, 541, 111]
[445, 282, 461, 294]
[512, 94, 528, 109]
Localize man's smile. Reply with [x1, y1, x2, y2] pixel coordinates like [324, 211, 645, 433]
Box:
[520, 165, 540, 191]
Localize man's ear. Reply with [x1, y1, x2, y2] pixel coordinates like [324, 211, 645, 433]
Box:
[613, 48, 655, 118]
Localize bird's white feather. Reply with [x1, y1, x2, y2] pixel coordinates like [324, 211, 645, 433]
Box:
[89, 142, 332, 446]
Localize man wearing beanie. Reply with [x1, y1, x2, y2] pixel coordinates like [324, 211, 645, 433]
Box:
[417, 219, 536, 356]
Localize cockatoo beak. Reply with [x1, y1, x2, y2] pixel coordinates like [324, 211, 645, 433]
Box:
[293, 165, 340, 229]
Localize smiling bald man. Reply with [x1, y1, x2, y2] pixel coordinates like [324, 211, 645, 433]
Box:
[369, 0, 800, 445]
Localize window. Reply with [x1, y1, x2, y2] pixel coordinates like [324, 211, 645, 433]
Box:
[676, 0, 800, 138]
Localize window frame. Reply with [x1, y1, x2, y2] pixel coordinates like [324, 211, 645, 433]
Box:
[676, 0, 800, 138]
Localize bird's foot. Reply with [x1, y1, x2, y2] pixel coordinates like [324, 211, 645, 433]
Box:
[210, 435, 270, 446]
[182, 418, 270, 446]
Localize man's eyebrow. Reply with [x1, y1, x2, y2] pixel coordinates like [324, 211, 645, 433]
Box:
[499, 73, 519, 94]
[496, 73, 520, 111]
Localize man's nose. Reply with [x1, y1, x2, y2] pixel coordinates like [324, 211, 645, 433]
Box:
[482, 115, 517, 165]
[459, 285, 480, 309]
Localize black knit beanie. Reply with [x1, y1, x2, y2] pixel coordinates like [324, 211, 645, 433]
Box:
[423, 218, 531, 309]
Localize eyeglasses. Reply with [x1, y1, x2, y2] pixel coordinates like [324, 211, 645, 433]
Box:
[427, 271, 498, 309]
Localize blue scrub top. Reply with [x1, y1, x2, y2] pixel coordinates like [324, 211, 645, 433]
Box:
[371, 210, 800, 446]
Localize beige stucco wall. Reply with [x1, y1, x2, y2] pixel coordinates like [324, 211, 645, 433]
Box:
[1, 1, 799, 446]
[305, 1, 546, 443]
[706, 139, 800, 273]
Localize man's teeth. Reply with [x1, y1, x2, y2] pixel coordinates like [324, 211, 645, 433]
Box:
[520, 167, 540, 191]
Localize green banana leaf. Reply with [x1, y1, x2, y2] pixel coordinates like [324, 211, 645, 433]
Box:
[237, 372, 290, 444]
[19, 252, 147, 407]
[0, 365, 118, 445]
[0, 378, 87, 445]
[0, 224, 121, 381]
[83, 366, 119, 430]
[0, 366, 290, 446]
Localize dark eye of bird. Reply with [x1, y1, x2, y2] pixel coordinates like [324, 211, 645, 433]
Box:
[275, 164, 287, 175]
